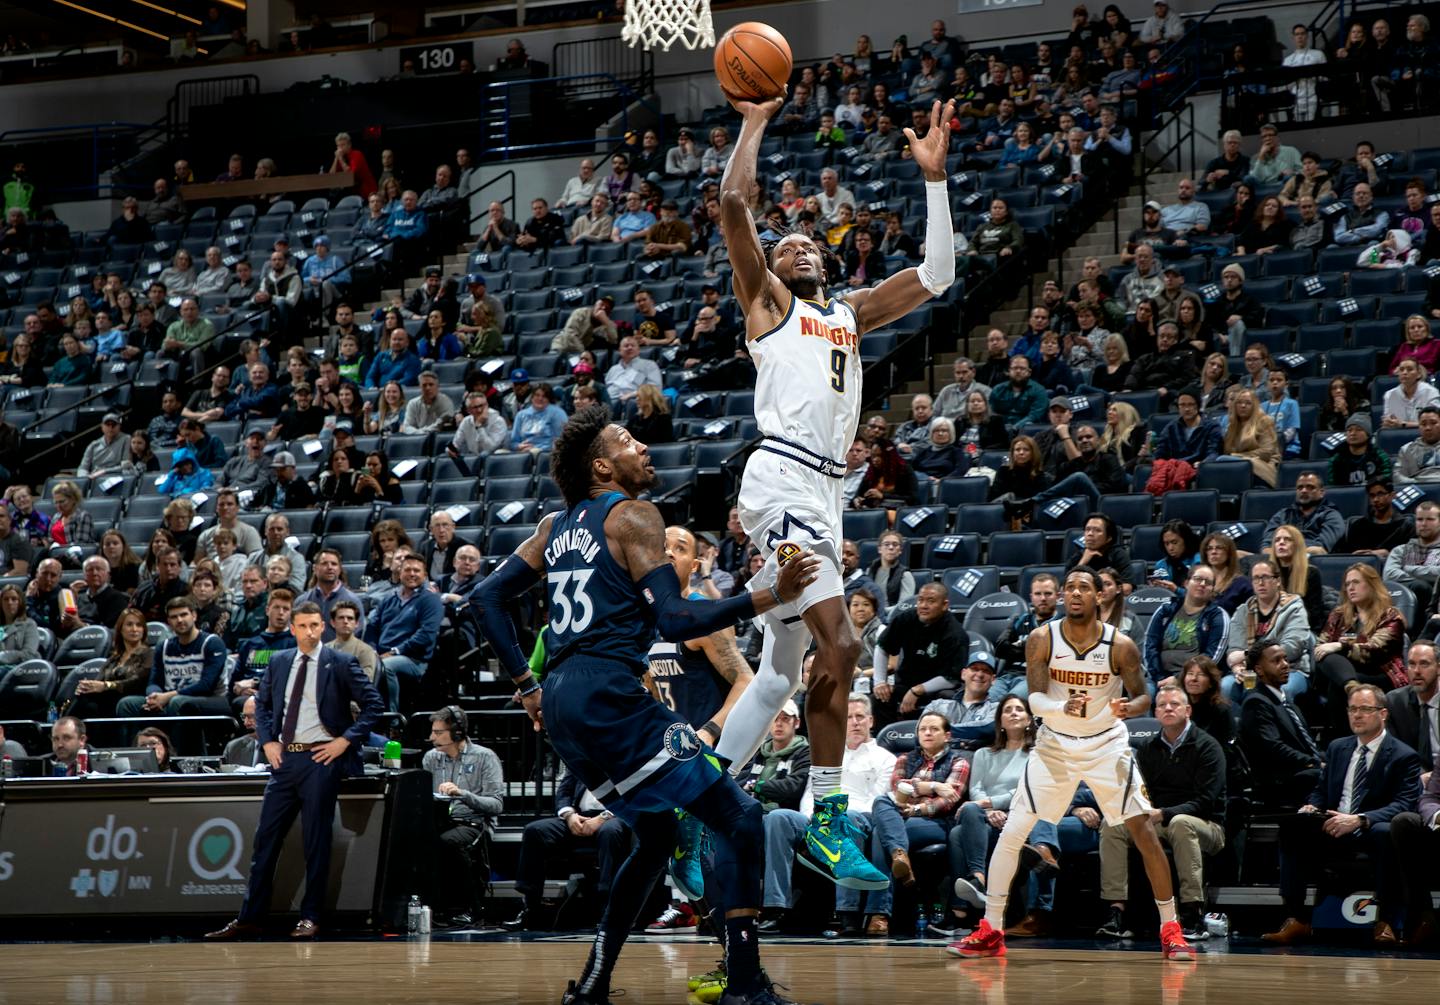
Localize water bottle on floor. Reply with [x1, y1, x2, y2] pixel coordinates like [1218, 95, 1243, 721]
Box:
[408, 894, 422, 934]
[916, 907, 929, 939]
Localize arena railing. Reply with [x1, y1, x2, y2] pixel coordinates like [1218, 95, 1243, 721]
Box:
[0, 122, 157, 201]
[17, 170, 518, 482]
[485, 72, 662, 159]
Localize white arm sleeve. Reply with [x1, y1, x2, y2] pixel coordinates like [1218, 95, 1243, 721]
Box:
[1028, 689, 1066, 716]
[872, 643, 891, 687]
[916, 180, 956, 296]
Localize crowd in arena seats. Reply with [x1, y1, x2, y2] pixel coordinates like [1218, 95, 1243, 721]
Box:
[5, 7, 1440, 943]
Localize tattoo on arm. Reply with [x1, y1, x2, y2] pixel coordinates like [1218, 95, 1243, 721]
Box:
[1114, 637, 1151, 711]
[609, 500, 670, 581]
[514, 513, 557, 573]
[703, 629, 754, 686]
[1025, 629, 1052, 696]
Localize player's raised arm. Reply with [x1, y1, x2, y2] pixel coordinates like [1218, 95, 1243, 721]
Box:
[719, 94, 785, 314]
[609, 498, 817, 639]
[847, 99, 958, 336]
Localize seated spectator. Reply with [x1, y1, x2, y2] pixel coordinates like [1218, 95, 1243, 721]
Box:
[400, 371, 455, 434]
[1160, 178, 1210, 237]
[1383, 361, 1440, 429]
[954, 391, 1010, 450]
[229, 589, 294, 710]
[156, 446, 213, 499]
[1390, 316, 1440, 375]
[1098, 683, 1226, 941]
[625, 383, 672, 444]
[1142, 566, 1229, 686]
[1067, 514, 1133, 581]
[891, 396, 935, 458]
[568, 193, 613, 246]
[448, 392, 507, 463]
[515, 197, 565, 250]
[269, 381, 326, 442]
[1278, 152, 1333, 206]
[1329, 414, 1391, 486]
[911, 417, 965, 480]
[1333, 140, 1388, 203]
[506, 382, 565, 452]
[224, 362, 281, 421]
[218, 430, 273, 496]
[76, 413, 127, 478]
[605, 335, 662, 403]
[1240, 639, 1324, 808]
[66, 607, 152, 719]
[852, 438, 919, 510]
[1224, 556, 1311, 701]
[1341, 478, 1413, 559]
[476, 200, 518, 252]
[1261, 682, 1422, 946]
[1118, 244, 1164, 310]
[1262, 472, 1345, 553]
[1235, 196, 1293, 256]
[1033, 332, 1077, 393]
[1290, 195, 1328, 249]
[221, 697, 260, 766]
[664, 128, 701, 178]
[1211, 182, 1255, 237]
[1203, 129, 1250, 191]
[968, 198, 1024, 259]
[1100, 401, 1147, 472]
[989, 356, 1049, 428]
[135, 726, 183, 773]
[115, 596, 229, 717]
[631, 289, 677, 346]
[253, 451, 315, 510]
[421, 706, 504, 928]
[1396, 406, 1440, 483]
[1319, 376, 1370, 434]
[555, 157, 599, 210]
[178, 417, 227, 468]
[872, 582, 969, 727]
[1257, 371, 1300, 459]
[860, 711, 968, 934]
[363, 553, 442, 712]
[106, 196, 153, 247]
[1246, 124, 1302, 186]
[1149, 520, 1201, 592]
[365, 329, 423, 389]
[1123, 201, 1180, 264]
[1314, 565, 1408, 735]
[0, 582, 39, 670]
[860, 530, 914, 614]
[1383, 499, 1440, 622]
[99, 530, 140, 593]
[1332, 182, 1390, 246]
[992, 576, 1059, 698]
[934, 358, 991, 421]
[1356, 228, 1419, 269]
[610, 191, 655, 245]
[989, 433, 1050, 504]
[1126, 322, 1198, 407]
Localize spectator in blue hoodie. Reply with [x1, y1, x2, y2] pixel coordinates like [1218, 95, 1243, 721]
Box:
[157, 445, 214, 498]
[225, 361, 282, 420]
[366, 327, 423, 388]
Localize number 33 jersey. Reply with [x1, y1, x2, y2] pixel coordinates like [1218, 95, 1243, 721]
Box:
[542, 491, 655, 675]
[750, 295, 863, 462]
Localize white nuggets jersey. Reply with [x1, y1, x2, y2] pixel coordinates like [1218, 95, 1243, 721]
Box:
[1044, 620, 1122, 738]
[750, 295, 863, 461]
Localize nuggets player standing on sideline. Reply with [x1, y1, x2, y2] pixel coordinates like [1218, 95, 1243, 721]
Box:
[950, 568, 1195, 962]
[475, 407, 820, 1005]
[713, 92, 958, 888]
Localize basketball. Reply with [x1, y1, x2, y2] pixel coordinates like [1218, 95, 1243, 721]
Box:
[713, 22, 792, 101]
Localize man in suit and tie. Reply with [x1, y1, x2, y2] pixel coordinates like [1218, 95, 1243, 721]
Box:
[205, 601, 383, 941]
[1239, 641, 1323, 808]
[1385, 640, 1439, 764]
[1262, 683, 1423, 946]
[1389, 723, 1440, 948]
[503, 762, 634, 932]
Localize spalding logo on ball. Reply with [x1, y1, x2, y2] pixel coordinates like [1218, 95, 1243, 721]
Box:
[776, 542, 801, 566]
[713, 22, 793, 102]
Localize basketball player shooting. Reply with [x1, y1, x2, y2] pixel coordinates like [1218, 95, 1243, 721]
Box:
[712, 94, 958, 890]
[950, 568, 1194, 962]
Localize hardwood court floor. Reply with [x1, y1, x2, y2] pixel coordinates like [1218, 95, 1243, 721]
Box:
[3, 935, 1439, 1005]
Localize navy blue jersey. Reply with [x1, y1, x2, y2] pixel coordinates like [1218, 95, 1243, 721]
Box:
[647, 612, 728, 726]
[543, 491, 655, 674]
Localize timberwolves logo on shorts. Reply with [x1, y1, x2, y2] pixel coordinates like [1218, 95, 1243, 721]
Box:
[663, 722, 702, 761]
[776, 542, 801, 566]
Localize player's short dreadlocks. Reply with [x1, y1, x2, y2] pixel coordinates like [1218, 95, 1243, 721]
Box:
[550, 404, 613, 508]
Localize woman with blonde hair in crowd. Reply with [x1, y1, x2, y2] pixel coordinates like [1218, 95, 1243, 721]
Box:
[1194, 352, 1233, 414]
[1266, 524, 1325, 633]
[1099, 402, 1145, 470]
[1218, 387, 1280, 487]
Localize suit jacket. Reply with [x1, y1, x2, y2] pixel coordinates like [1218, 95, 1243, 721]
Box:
[254, 645, 382, 775]
[1384, 685, 1435, 762]
[1308, 733, 1422, 826]
[1240, 686, 1321, 786]
[223, 732, 260, 767]
[555, 766, 604, 817]
[1420, 751, 1440, 826]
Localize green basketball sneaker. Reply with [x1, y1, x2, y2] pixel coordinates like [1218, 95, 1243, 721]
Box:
[798, 793, 889, 890]
[669, 808, 706, 901]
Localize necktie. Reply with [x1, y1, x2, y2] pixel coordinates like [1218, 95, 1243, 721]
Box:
[1283, 698, 1320, 756]
[1425, 701, 1437, 763]
[1350, 744, 1369, 813]
[280, 653, 311, 745]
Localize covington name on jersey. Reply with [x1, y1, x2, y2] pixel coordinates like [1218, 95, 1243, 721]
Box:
[544, 526, 601, 567]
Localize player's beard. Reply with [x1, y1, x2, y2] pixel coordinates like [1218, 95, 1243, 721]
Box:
[1066, 604, 1096, 622]
[784, 274, 822, 300]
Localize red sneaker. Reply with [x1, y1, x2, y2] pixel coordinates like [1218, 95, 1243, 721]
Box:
[946, 919, 1006, 958]
[1160, 920, 1194, 961]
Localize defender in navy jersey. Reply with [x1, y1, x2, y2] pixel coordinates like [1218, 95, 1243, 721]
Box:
[476, 406, 816, 1005]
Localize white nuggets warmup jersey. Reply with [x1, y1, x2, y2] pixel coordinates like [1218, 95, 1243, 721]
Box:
[738, 296, 863, 617]
[1011, 620, 1153, 827]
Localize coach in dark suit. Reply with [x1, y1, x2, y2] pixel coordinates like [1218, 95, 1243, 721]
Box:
[1238, 642, 1322, 808]
[1384, 640, 1438, 764]
[1262, 683, 1423, 947]
[1389, 746, 1440, 948]
[206, 601, 382, 941]
[502, 763, 633, 932]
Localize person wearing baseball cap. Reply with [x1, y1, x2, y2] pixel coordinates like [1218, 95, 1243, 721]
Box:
[1139, 0, 1183, 45]
[459, 272, 506, 336]
[642, 199, 692, 260]
[1123, 200, 1178, 266]
[301, 234, 350, 316]
[559, 357, 612, 414]
[552, 293, 619, 353]
[77, 412, 128, 478]
[500, 368, 533, 420]
[402, 265, 458, 328]
[740, 699, 811, 814]
[255, 449, 316, 510]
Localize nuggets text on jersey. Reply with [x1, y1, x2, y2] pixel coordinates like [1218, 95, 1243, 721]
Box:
[797, 314, 859, 349]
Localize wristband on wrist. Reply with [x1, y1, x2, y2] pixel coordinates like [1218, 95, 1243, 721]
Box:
[700, 719, 722, 741]
[769, 585, 783, 608]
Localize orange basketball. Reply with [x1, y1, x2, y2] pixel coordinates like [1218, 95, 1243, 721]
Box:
[713, 22, 792, 101]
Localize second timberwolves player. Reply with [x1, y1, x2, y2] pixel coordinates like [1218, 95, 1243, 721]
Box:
[714, 94, 959, 886]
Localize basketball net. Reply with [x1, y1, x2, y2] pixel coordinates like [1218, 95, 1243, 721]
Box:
[621, 0, 715, 51]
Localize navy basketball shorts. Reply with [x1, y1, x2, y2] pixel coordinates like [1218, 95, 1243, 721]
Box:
[542, 656, 726, 824]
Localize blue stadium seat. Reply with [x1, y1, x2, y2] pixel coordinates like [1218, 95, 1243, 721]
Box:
[935, 477, 991, 508]
[1240, 489, 1294, 523]
[954, 504, 1007, 537]
[1293, 323, 1346, 353]
[921, 533, 981, 569]
[1260, 249, 1313, 276]
[1348, 270, 1402, 297]
[843, 509, 888, 542]
[1099, 494, 1153, 529]
[896, 506, 948, 539]
[941, 567, 1001, 610]
[1160, 489, 1218, 525]
[1128, 525, 1167, 563]
[987, 531, 1045, 570]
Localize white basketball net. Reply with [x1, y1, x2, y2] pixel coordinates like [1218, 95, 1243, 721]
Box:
[621, 0, 715, 51]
